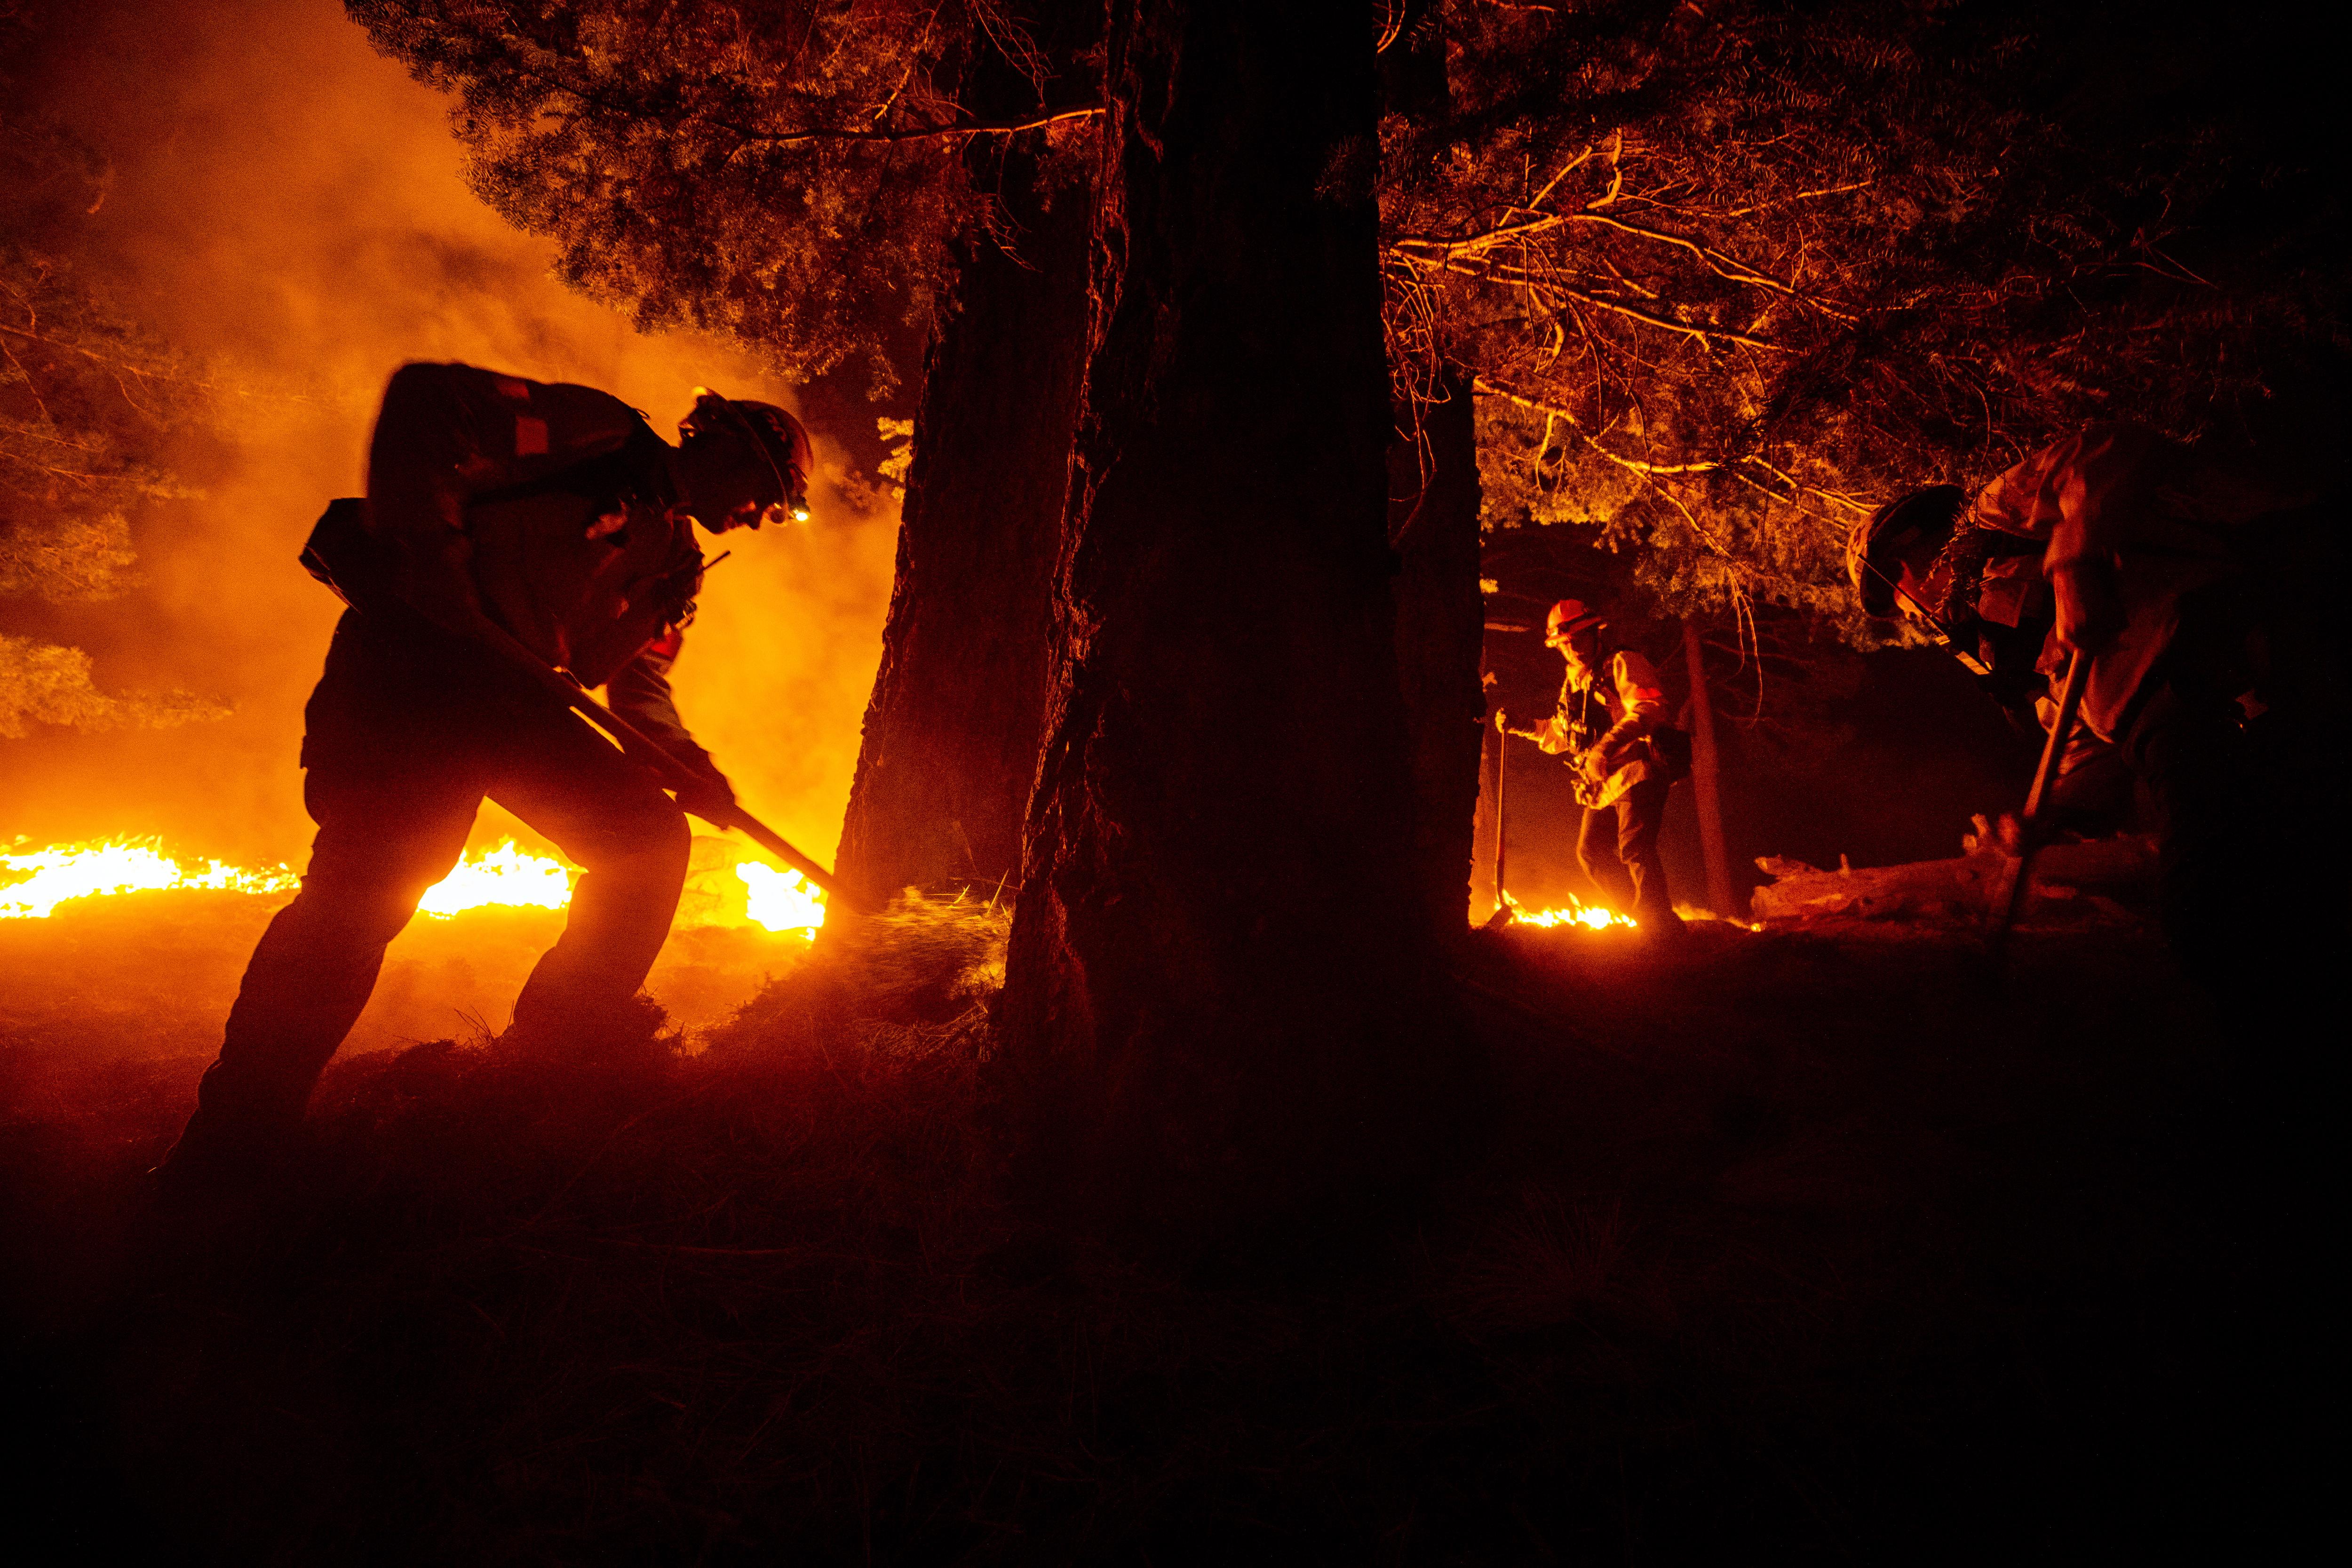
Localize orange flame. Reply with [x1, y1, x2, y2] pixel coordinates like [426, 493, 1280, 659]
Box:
[736, 863, 826, 935]
[3, 835, 826, 936]
[414, 842, 574, 918]
[3, 839, 298, 918]
[1502, 891, 1637, 930]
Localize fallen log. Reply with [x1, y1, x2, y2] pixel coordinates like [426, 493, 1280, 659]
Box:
[1751, 835, 2157, 923]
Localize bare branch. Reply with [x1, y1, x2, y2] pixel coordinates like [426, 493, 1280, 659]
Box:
[733, 107, 1103, 146]
[1396, 250, 1785, 350]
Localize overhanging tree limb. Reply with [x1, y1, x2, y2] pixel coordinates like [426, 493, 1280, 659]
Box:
[730, 106, 1104, 145]
[1395, 249, 1786, 350]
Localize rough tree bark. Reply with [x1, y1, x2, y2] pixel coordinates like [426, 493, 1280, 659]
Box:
[993, 0, 1456, 1237]
[833, 162, 1091, 908]
[1389, 374, 1486, 940]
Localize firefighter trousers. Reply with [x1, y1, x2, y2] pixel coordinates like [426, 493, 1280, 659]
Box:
[1577, 778, 1676, 925]
[182, 613, 690, 1149]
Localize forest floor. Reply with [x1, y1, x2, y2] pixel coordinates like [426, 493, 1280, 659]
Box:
[2, 892, 2327, 1563]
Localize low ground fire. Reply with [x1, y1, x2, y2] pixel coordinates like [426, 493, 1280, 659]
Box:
[5, 837, 827, 934]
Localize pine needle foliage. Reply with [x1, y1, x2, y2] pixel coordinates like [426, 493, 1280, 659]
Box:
[347, 1, 1098, 394]
[0, 3, 225, 734]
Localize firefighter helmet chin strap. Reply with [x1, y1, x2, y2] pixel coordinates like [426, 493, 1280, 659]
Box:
[684, 390, 809, 528]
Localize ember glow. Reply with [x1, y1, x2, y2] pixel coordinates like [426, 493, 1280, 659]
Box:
[3, 836, 827, 936]
[1502, 892, 1637, 931]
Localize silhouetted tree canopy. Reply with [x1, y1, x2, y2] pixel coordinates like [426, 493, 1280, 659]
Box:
[349, 0, 1099, 394]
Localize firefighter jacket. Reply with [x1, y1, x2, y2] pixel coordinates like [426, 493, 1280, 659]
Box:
[1532, 647, 1670, 810]
[363, 361, 712, 767]
[1969, 422, 2327, 742]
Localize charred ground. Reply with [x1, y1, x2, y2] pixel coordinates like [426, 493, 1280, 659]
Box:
[4, 898, 2312, 1562]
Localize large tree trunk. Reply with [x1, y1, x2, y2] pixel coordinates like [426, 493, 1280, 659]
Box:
[833, 159, 1090, 908]
[994, 0, 1454, 1238]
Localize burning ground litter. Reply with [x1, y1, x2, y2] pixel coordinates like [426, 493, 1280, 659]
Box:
[3, 897, 2307, 1560]
[2, 834, 826, 1063]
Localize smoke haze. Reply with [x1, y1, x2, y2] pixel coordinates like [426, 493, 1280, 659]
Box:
[2, 0, 898, 868]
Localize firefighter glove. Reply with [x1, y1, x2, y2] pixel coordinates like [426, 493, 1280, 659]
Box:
[673, 761, 738, 825]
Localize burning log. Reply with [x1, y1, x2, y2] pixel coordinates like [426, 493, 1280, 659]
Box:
[1751, 835, 2157, 923]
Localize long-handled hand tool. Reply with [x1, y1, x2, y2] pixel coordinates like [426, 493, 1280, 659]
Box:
[1987, 646, 2091, 964]
[1485, 714, 1514, 927]
[484, 629, 872, 915]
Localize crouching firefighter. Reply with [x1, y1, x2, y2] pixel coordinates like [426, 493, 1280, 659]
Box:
[1500, 598, 1693, 929]
[159, 362, 815, 1182]
[1852, 421, 2345, 981]
[1846, 484, 2134, 840]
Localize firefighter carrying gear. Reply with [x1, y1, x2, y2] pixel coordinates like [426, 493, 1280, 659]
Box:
[1515, 603, 1690, 926]
[1527, 631, 1678, 810]
[162, 363, 762, 1178]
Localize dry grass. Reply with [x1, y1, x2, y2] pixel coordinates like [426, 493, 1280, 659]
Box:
[1, 898, 2320, 1563]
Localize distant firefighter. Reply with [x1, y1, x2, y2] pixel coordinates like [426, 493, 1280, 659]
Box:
[1851, 421, 2345, 976]
[1500, 598, 1692, 929]
[159, 363, 813, 1184]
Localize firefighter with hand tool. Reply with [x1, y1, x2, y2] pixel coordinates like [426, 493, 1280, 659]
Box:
[1497, 598, 1691, 931]
[1853, 421, 2345, 981]
[1847, 483, 2133, 841]
[159, 362, 817, 1186]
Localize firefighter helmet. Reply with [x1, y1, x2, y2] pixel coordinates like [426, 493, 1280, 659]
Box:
[681, 390, 814, 525]
[1545, 598, 1610, 641]
[1847, 485, 1966, 618]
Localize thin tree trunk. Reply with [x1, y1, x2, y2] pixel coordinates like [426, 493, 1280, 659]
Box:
[1390, 372, 1487, 940]
[833, 163, 1090, 908]
[1382, 2, 1485, 939]
[1470, 703, 1501, 923]
[1682, 621, 1737, 918]
[994, 0, 1454, 1238]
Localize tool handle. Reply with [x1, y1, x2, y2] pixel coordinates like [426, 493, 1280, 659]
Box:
[474, 627, 872, 915]
[1990, 646, 2091, 961]
[2023, 647, 2092, 825]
